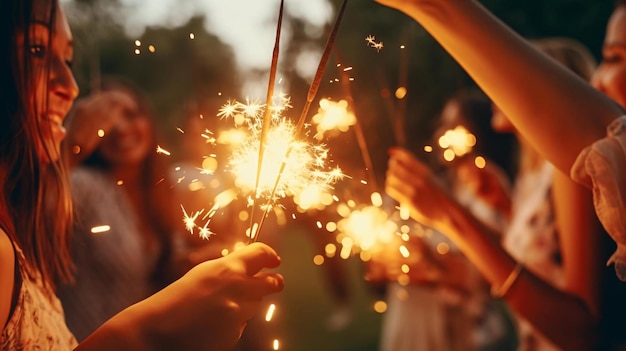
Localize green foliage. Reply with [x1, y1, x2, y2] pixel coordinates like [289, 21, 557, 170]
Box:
[68, 4, 240, 154]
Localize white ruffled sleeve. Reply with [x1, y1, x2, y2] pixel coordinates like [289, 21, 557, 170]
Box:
[571, 116, 626, 281]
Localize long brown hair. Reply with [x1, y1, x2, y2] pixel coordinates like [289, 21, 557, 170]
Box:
[0, 0, 74, 291]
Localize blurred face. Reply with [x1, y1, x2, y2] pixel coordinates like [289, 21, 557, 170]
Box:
[591, 5, 626, 108]
[434, 99, 463, 136]
[98, 91, 153, 166]
[17, 0, 79, 161]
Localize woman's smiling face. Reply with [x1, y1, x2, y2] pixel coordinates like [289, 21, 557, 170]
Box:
[592, 5, 626, 109]
[17, 0, 79, 161]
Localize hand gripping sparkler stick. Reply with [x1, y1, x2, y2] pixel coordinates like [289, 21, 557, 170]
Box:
[249, 0, 349, 243]
[247, 0, 285, 241]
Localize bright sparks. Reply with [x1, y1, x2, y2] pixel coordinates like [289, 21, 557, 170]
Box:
[90, 225, 111, 234]
[181, 205, 201, 234]
[365, 35, 384, 52]
[180, 188, 238, 240]
[156, 145, 171, 156]
[220, 99, 344, 206]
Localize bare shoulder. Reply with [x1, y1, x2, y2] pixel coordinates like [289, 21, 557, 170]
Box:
[0, 227, 16, 332]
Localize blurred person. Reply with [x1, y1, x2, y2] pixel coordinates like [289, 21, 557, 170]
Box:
[380, 0, 626, 350]
[58, 78, 190, 341]
[491, 38, 598, 350]
[372, 88, 516, 351]
[0, 0, 283, 349]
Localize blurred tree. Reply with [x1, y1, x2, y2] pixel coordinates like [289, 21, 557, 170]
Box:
[66, 1, 240, 155]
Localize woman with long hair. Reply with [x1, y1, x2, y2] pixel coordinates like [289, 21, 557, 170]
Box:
[0, 0, 283, 349]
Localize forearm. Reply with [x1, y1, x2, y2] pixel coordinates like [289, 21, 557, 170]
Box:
[382, 0, 622, 172]
[75, 304, 152, 351]
[443, 203, 599, 350]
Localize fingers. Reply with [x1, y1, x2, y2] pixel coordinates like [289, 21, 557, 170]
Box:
[385, 175, 412, 205]
[229, 242, 281, 276]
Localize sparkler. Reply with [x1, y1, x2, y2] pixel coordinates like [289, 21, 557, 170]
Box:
[334, 56, 378, 190]
[248, 0, 285, 237]
[218, 98, 345, 239]
[437, 125, 476, 162]
[248, 0, 349, 243]
[311, 98, 356, 140]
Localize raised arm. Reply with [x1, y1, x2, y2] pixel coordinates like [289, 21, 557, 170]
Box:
[385, 148, 601, 350]
[374, 0, 623, 172]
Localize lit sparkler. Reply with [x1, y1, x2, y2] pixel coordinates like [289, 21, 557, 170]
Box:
[246, 0, 349, 242]
[221, 99, 345, 207]
[437, 125, 476, 162]
[333, 192, 398, 252]
[311, 98, 356, 140]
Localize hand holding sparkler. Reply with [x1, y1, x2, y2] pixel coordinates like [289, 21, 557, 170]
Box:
[81, 242, 284, 351]
[385, 147, 459, 235]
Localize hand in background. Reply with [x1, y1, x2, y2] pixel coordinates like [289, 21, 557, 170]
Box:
[386, 147, 457, 235]
[64, 91, 135, 168]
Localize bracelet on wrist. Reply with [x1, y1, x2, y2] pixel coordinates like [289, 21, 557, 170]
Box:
[491, 262, 523, 298]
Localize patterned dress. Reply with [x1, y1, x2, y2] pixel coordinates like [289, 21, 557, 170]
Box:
[0, 242, 78, 350]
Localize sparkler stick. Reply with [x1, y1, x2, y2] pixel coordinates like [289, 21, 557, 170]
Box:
[336, 56, 378, 191]
[249, 0, 349, 243]
[248, 0, 285, 240]
[294, 0, 348, 135]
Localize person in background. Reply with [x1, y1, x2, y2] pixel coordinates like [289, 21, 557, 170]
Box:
[491, 37, 598, 350]
[0, 0, 283, 349]
[377, 0, 626, 349]
[372, 88, 516, 351]
[58, 78, 189, 341]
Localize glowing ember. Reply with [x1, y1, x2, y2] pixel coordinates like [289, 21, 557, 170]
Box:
[437, 125, 476, 160]
[311, 99, 356, 140]
[156, 145, 171, 156]
[90, 225, 110, 234]
[265, 304, 276, 322]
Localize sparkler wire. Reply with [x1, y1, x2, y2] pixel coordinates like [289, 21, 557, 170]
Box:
[335, 55, 378, 191]
[248, 0, 285, 242]
[250, 0, 349, 243]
